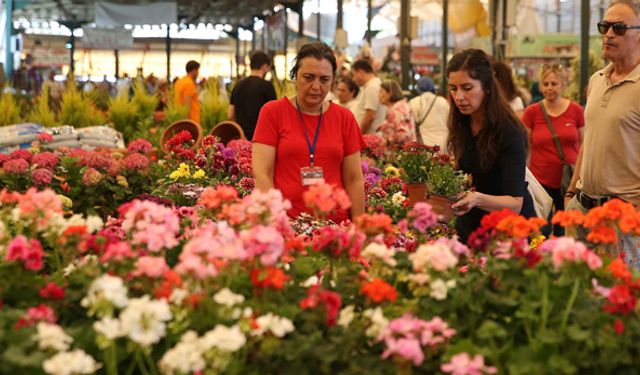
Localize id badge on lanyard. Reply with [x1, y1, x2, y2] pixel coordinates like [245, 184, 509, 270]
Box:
[295, 97, 325, 186]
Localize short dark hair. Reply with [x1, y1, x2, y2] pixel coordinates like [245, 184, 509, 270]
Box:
[352, 59, 373, 73]
[289, 42, 337, 80]
[338, 77, 359, 97]
[186, 60, 200, 73]
[250, 51, 271, 70]
[380, 80, 405, 102]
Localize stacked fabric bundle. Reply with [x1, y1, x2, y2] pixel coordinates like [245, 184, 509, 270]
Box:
[0, 123, 45, 153]
[76, 126, 125, 149]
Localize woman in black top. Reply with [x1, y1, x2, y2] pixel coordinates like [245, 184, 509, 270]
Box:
[447, 49, 536, 242]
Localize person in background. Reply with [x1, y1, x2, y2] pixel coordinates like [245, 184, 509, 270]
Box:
[448, 49, 536, 242]
[351, 59, 386, 134]
[530, 81, 544, 104]
[566, 0, 640, 266]
[334, 77, 359, 115]
[228, 51, 277, 141]
[409, 76, 450, 151]
[492, 60, 525, 118]
[174, 60, 201, 124]
[252, 42, 365, 223]
[155, 79, 169, 111]
[377, 79, 417, 146]
[522, 63, 584, 236]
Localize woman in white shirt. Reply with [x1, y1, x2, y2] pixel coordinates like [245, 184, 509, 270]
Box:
[334, 77, 360, 115]
[409, 77, 450, 152]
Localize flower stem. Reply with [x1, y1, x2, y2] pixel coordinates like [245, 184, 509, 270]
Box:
[143, 349, 159, 375]
[105, 342, 119, 375]
[560, 279, 580, 332]
[539, 273, 549, 335]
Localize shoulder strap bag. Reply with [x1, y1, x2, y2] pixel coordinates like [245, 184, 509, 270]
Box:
[539, 101, 574, 195]
[415, 94, 438, 145]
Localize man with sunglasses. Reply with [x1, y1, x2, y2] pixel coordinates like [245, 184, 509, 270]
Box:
[565, 0, 640, 267]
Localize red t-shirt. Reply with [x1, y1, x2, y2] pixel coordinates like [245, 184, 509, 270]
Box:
[253, 98, 365, 222]
[522, 101, 584, 188]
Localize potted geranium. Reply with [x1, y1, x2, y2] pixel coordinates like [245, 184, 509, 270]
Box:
[396, 142, 439, 206]
[425, 154, 470, 222]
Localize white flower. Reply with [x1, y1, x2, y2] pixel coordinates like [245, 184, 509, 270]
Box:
[409, 243, 458, 272]
[34, 322, 73, 352]
[169, 288, 188, 305]
[391, 192, 406, 206]
[159, 331, 206, 375]
[93, 317, 125, 340]
[407, 273, 431, 286]
[85, 215, 104, 233]
[363, 307, 388, 338]
[62, 262, 77, 277]
[201, 325, 246, 352]
[213, 288, 245, 307]
[300, 275, 320, 288]
[81, 275, 129, 311]
[361, 242, 397, 267]
[429, 278, 456, 300]
[251, 313, 295, 338]
[42, 349, 101, 375]
[119, 296, 172, 347]
[337, 305, 356, 328]
[231, 306, 253, 320]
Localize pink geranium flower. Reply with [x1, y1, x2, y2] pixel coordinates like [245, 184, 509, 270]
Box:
[303, 183, 351, 216]
[240, 225, 285, 266]
[124, 153, 150, 170]
[441, 353, 497, 375]
[32, 152, 60, 169]
[408, 202, 439, 233]
[121, 200, 180, 252]
[5, 235, 44, 271]
[133, 256, 169, 278]
[2, 158, 29, 174]
[127, 138, 153, 154]
[32, 168, 53, 186]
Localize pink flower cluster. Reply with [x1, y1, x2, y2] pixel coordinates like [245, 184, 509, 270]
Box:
[538, 237, 603, 270]
[312, 226, 366, 260]
[101, 241, 134, 262]
[82, 167, 103, 186]
[5, 235, 44, 271]
[70, 149, 112, 170]
[302, 183, 351, 216]
[378, 314, 456, 366]
[32, 152, 60, 170]
[198, 185, 239, 211]
[2, 158, 29, 174]
[407, 202, 439, 233]
[16, 188, 63, 231]
[441, 353, 497, 375]
[32, 168, 53, 186]
[133, 256, 169, 278]
[240, 225, 285, 266]
[15, 304, 57, 329]
[37, 132, 54, 143]
[127, 138, 153, 154]
[123, 153, 150, 170]
[10, 150, 33, 162]
[121, 200, 181, 252]
[227, 139, 253, 175]
[223, 189, 292, 235]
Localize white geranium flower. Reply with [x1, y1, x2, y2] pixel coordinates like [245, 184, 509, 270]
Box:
[169, 288, 188, 305]
[361, 242, 397, 267]
[81, 274, 129, 311]
[251, 313, 295, 338]
[201, 325, 246, 352]
[85, 215, 104, 233]
[42, 349, 101, 375]
[119, 296, 172, 347]
[93, 317, 124, 340]
[337, 305, 356, 328]
[213, 288, 245, 307]
[391, 192, 406, 206]
[407, 273, 431, 286]
[409, 243, 458, 272]
[34, 322, 73, 352]
[429, 278, 449, 300]
[300, 275, 320, 288]
[159, 331, 206, 375]
[363, 307, 388, 338]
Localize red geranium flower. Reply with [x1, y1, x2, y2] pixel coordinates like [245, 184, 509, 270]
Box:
[604, 284, 637, 315]
[250, 267, 289, 290]
[361, 278, 398, 303]
[39, 282, 65, 300]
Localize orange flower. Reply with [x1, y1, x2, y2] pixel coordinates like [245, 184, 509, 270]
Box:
[496, 216, 546, 238]
[480, 209, 516, 230]
[153, 270, 183, 300]
[360, 278, 398, 303]
[552, 210, 585, 227]
[250, 267, 289, 290]
[62, 225, 87, 237]
[619, 213, 640, 235]
[586, 226, 618, 244]
[608, 258, 633, 283]
[355, 213, 394, 236]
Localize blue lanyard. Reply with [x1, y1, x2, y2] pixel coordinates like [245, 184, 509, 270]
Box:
[295, 96, 323, 167]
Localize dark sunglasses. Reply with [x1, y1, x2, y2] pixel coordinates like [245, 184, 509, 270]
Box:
[597, 21, 640, 36]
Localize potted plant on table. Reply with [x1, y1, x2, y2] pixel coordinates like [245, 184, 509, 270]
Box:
[425, 154, 470, 222]
[396, 142, 439, 206]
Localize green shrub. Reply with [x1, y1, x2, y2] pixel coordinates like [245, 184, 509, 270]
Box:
[28, 90, 57, 127]
[0, 94, 21, 126]
[201, 77, 229, 134]
[59, 81, 105, 127]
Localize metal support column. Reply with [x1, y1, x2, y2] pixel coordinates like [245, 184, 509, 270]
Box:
[556, 0, 561, 32]
[316, 0, 321, 41]
[165, 27, 171, 80]
[579, 0, 590, 105]
[4, 0, 13, 79]
[441, 0, 449, 96]
[367, 0, 372, 44]
[490, 0, 498, 57]
[261, 17, 266, 50]
[114, 49, 119, 78]
[400, 0, 411, 90]
[337, 0, 343, 29]
[235, 27, 241, 77]
[69, 32, 75, 73]
[298, 0, 304, 38]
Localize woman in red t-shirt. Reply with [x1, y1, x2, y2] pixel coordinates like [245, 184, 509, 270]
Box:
[522, 63, 584, 234]
[252, 42, 366, 223]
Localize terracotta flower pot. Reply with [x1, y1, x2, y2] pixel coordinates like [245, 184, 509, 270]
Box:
[210, 121, 246, 145]
[426, 193, 454, 223]
[160, 120, 203, 153]
[407, 183, 428, 207]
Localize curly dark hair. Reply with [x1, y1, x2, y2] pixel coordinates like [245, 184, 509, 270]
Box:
[446, 49, 526, 171]
[289, 42, 337, 80]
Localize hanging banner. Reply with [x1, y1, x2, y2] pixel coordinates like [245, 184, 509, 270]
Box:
[267, 10, 285, 53]
[81, 28, 133, 49]
[95, 1, 177, 27]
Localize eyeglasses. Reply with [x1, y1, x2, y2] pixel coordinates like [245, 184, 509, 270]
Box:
[597, 21, 640, 36]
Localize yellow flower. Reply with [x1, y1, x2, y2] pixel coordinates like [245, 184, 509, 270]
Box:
[192, 169, 206, 179]
[169, 163, 191, 180]
[530, 235, 546, 250]
[58, 195, 73, 210]
[116, 175, 129, 187]
[385, 165, 400, 177]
